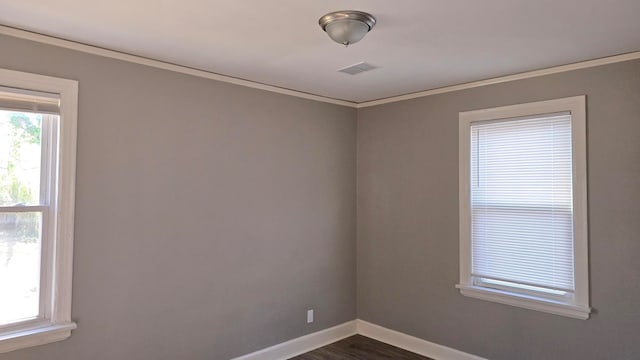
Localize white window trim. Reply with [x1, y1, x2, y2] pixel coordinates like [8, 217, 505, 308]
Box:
[0, 68, 78, 353]
[457, 96, 590, 320]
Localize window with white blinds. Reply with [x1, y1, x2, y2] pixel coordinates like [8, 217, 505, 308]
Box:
[458, 96, 590, 320]
[471, 114, 574, 294]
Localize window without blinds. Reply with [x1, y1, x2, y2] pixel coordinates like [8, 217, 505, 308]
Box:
[470, 113, 574, 296]
[0, 69, 77, 352]
[0, 87, 59, 327]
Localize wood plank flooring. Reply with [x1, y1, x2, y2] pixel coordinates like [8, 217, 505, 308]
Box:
[289, 335, 433, 360]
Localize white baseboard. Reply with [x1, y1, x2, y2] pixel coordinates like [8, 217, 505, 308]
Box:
[230, 319, 485, 360]
[230, 321, 357, 360]
[356, 320, 486, 360]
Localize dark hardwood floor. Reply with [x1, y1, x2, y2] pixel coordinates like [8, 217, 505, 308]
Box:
[289, 335, 433, 360]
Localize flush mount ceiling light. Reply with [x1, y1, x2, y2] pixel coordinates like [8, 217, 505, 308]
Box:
[319, 10, 376, 46]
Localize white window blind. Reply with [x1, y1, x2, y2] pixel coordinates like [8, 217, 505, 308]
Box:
[0, 86, 60, 115]
[470, 113, 574, 295]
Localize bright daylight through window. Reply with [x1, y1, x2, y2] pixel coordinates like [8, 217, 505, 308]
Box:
[0, 69, 77, 353]
[0, 110, 49, 325]
[457, 96, 590, 319]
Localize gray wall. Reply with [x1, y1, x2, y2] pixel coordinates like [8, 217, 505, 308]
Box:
[0, 34, 356, 359]
[2, 32, 639, 360]
[357, 59, 640, 360]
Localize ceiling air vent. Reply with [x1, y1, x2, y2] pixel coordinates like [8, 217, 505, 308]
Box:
[337, 62, 378, 75]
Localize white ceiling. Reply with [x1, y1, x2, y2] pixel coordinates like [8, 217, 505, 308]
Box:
[1, 0, 639, 103]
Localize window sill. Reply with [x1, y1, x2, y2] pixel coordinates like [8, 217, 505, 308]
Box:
[456, 284, 591, 320]
[0, 322, 77, 354]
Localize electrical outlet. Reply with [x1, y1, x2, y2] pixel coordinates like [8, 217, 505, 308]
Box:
[307, 309, 314, 323]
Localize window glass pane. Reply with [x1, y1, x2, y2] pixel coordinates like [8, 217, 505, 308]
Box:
[0, 110, 42, 206]
[0, 212, 41, 326]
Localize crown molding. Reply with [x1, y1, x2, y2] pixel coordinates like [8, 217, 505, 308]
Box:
[0, 25, 357, 108]
[356, 51, 640, 108]
[1, 24, 638, 109]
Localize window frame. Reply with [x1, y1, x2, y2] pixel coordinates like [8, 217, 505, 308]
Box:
[0, 68, 78, 353]
[457, 96, 590, 320]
